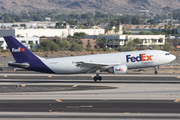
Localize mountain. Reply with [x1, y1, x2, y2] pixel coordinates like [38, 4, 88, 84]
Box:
[0, 0, 179, 13]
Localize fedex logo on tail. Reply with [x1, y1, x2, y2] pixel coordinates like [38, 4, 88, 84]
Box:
[126, 53, 152, 62]
[12, 47, 25, 52]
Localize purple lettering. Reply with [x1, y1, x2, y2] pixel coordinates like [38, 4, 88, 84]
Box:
[126, 55, 131, 62]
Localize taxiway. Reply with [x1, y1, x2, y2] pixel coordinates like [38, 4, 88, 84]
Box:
[0, 73, 180, 119]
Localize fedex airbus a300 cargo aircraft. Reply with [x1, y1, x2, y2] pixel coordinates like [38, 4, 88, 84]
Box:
[4, 36, 176, 82]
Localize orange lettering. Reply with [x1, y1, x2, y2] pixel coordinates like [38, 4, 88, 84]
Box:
[147, 55, 152, 61]
[141, 53, 146, 61]
[20, 47, 25, 52]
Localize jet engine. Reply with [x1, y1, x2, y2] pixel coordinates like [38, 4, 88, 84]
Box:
[108, 65, 127, 74]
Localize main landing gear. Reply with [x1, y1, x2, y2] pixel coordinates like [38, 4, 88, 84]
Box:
[93, 70, 102, 82]
[154, 66, 158, 74]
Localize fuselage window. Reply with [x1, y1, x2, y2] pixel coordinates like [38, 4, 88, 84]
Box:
[165, 53, 170, 55]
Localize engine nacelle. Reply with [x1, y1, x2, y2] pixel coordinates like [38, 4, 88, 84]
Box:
[108, 65, 127, 74]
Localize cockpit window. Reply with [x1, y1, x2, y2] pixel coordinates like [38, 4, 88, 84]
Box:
[165, 53, 170, 55]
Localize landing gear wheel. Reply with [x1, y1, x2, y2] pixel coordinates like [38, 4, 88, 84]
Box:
[154, 71, 158, 74]
[154, 66, 158, 75]
[93, 76, 97, 82]
[93, 70, 102, 82]
[98, 76, 102, 81]
[93, 76, 102, 82]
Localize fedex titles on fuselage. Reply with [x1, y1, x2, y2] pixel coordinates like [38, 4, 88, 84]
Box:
[126, 53, 152, 62]
[12, 47, 25, 52]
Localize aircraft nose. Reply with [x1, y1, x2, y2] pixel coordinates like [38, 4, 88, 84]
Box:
[171, 55, 176, 61]
[172, 55, 176, 61]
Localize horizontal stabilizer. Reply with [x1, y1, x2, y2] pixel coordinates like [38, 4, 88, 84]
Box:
[8, 62, 30, 68]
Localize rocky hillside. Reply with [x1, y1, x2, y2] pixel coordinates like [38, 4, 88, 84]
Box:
[0, 0, 180, 13]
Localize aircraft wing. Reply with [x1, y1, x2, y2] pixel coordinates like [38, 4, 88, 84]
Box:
[76, 61, 113, 73]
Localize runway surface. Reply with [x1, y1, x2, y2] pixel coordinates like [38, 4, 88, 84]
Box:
[0, 73, 180, 100]
[0, 100, 180, 113]
[0, 73, 180, 119]
[0, 73, 180, 83]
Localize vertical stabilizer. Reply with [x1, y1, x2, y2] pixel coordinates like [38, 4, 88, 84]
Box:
[3, 36, 55, 73]
[3, 36, 39, 62]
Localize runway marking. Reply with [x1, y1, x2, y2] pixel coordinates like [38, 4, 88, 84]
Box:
[124, 112, 130, 114]
[55, 99, 62, 102]
[80, 105, 93, 108]
[174, 99, 180, 102]
[21, 85, 26, 87]
[72, 85, 78, 87]
[48, 76, 52, 78]
[4, 75, 7, 77]
[51, 112, 60, 113]
[67, 106, 79, 108]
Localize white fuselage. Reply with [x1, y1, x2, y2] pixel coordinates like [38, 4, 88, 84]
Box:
[41, 50, 176, 74]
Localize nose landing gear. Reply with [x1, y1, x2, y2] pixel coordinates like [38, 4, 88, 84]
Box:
[154, 66, 158, 74]
[154, 71, 158, 74]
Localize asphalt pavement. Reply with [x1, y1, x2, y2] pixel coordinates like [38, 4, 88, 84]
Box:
[0, 100, 179, 113]
[0, 73, 180, 119]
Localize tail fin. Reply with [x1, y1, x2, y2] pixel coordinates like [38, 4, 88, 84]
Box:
[3, 36, 55, 73]
[3, 36, 39, 63]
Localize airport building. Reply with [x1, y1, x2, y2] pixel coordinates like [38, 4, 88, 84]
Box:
[85, 35, 166, 47]
[0, 28, 105, 38]
[0, 37, 40, 50]
[1, 21, 56, 29]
